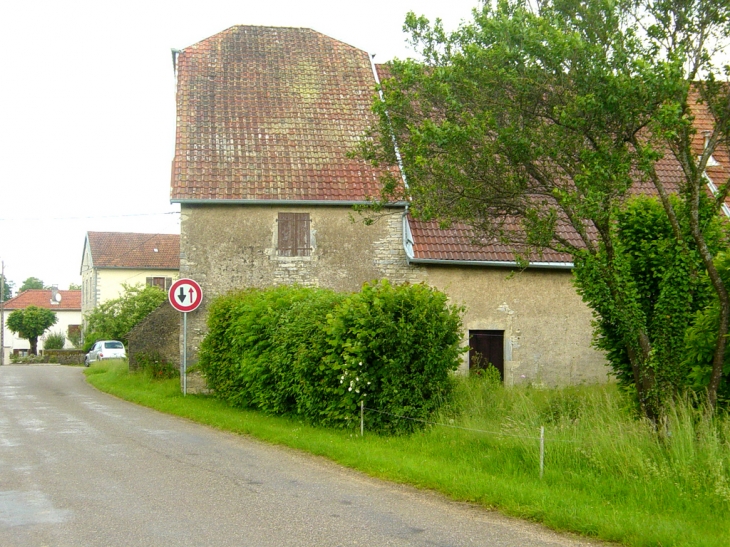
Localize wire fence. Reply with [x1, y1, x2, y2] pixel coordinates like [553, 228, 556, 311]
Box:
[360, 403, 580, 479]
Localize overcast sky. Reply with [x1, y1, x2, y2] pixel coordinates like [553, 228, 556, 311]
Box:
[0, 0, 480, 293]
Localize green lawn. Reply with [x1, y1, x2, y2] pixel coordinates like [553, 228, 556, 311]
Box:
[85, 361, 730, 547]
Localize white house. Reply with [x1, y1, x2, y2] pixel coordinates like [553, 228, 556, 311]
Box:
[1, 289, 82, 361]
[80, 232, 180, 317]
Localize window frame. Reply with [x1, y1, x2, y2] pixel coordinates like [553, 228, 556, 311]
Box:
[277, 212, 311, 257]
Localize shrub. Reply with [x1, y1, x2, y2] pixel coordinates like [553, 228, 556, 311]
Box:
[137, 352, 177, 380]
[43, 331, 66, 350]
[199, 281, 464, 434]
[83, 284, 166, 350]
[322, 280, 464, 433]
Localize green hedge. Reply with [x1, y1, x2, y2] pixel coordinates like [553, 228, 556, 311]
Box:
[199, 281, 464, 433]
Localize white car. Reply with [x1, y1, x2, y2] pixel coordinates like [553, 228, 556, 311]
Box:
[85, 340, 126, 366]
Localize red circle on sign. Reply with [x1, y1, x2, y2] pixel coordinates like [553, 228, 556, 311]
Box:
[168, 278, 203, 312]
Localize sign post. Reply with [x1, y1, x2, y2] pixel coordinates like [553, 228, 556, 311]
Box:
[168, 278, 203, 395]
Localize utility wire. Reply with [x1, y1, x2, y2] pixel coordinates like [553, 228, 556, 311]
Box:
[0, 211, 180, 222]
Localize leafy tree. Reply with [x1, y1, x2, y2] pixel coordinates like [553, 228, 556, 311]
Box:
[18, 277, 45, 292]
[0, 274, 12, 301]
[83, 284, 166, 349]
[68, 283, 81, 291]
[359, 0, 730, 417]
[43, 331, 66, 350]
[7, 306, 58, 355]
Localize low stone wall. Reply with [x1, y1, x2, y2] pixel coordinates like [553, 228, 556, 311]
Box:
[44, 349, 85, 365]
[127, 301, 181, 371]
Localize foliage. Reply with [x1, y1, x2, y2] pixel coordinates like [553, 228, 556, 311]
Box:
[18, 277, 45, 292]
[199, 282, 464, 434]
[67, 326, 83, 349]
[0, 274, 12, 301]
[136, 351, 178, 380]
[358, 0, 730, 416]
[575, 195, 725, 407]
[684, 252, 730, 404]
[7, 305, 58, 355]
[83, 284, 166, 349]
[43, 330, 66, 350]
[322, 280, 464, 433]
[68, 282, 81, 291]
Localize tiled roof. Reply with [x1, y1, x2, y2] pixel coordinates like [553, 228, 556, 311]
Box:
[408, 217, 574, 264]
[4, 290, 81, 311]
[395, 84, 727, 265]
[688, 89, 730, 193]
[171, 25, 387, 202]
[86, 232, 179, 269]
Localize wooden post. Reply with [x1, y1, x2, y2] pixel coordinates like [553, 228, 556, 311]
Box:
[540, 425, 545, 479]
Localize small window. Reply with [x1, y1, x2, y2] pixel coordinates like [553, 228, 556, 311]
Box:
[146, 277, 167, 290]
[278, 213, 311, 257]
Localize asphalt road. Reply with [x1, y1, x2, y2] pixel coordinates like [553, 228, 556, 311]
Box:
[0, 365, 602, 547]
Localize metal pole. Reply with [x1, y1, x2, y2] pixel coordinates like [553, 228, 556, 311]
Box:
[183, 312, 187, 396]
[540, 425, 545, 479]
[360, 400, 364, 437]
[1, 260, 5, 366]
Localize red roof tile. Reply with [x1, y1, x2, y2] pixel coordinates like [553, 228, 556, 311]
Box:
[688, 89, 730, 196]
[4, 290, 81, 311]
[86, 232, 179, 269]
[171, 25, 387, 202]
[407, 217, 574, 264]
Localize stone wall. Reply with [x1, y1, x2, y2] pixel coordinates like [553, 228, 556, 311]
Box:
[127, 301, 180, 371]
[178, 202, 608, 388]
[43, 349, 85, 365]
[418, 265, 608, 386]
[179, 204, 423, 366]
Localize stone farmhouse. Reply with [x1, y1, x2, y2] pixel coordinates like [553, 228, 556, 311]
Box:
[170, 25, 730, 386]
[1, 289, 81, 360]
[80, 231, 180, 317]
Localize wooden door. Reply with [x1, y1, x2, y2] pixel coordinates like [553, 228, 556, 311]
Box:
[469, 330, 504, 379]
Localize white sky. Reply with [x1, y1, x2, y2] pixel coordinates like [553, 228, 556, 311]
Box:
[0, 0, 480, 293]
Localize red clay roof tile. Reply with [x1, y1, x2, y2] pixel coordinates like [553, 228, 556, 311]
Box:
[4, 290, 81, 311]
[87, 232, 179, 270]
[171, 25, 387, 202]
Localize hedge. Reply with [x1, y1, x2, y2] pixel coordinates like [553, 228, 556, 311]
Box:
[199, 281, 464, 434]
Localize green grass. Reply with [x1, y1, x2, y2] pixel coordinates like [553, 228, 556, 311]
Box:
[85, 361, 730, 547]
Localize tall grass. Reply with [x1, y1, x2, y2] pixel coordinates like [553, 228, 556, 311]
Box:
[436, 374, 730, 544]
[85, 362, 730, 547]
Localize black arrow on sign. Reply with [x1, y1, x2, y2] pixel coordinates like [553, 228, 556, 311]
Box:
[178, 286, 187, 303]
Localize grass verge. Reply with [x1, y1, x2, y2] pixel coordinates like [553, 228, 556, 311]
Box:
[85, 361, 730, 547]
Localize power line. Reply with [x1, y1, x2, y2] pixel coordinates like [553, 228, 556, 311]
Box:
[0, 211, 180, 222]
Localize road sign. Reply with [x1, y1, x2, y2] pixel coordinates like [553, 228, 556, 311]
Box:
[168, 278, 203, 313]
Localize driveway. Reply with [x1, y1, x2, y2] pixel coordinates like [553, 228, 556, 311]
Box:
[0, 365, 602, 546]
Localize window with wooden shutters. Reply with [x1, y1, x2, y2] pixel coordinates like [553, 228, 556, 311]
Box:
[277, 213, 311, 257]
[146, 277, 166, 289]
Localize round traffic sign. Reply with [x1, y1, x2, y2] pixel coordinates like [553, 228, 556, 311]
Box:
[168, 278, 203, 312]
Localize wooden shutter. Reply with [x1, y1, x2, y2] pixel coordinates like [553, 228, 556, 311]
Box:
[278, 213, 295, 256]
[295, 213, 310, 256]
[278, 213, 310, 256]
